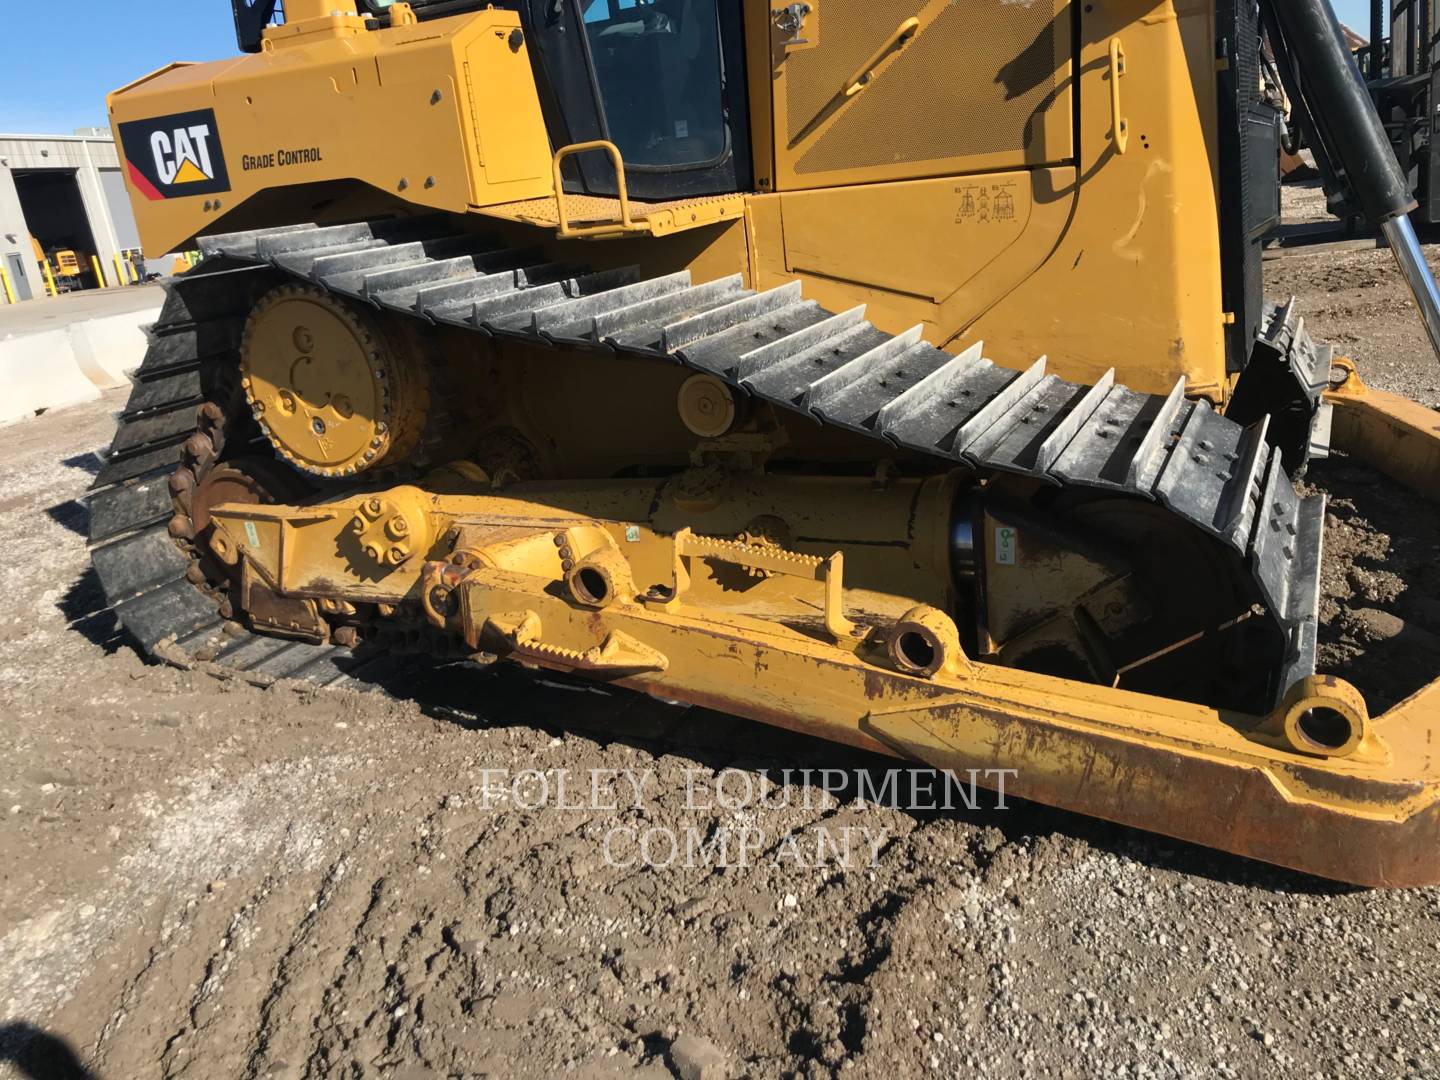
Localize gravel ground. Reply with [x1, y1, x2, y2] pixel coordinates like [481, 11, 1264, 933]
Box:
[2, 200, 1440, 1079]
[1269, 180, 1440, 408]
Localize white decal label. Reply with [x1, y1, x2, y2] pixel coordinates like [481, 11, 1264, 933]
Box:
[244, 521, 260, 548]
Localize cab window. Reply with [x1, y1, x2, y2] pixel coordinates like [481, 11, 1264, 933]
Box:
[578, 0, 729, 168]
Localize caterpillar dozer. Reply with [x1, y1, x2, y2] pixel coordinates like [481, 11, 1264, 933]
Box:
[91, 0, 1440, 885]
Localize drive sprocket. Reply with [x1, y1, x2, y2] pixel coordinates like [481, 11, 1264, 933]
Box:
[239, 284, 429, 478]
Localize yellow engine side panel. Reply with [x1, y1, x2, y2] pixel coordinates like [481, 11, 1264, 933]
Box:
[108, 9, 554, 256]
[962, 0, 1227, 397]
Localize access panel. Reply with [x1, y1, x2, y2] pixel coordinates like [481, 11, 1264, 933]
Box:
[768, 0, 1074, 190]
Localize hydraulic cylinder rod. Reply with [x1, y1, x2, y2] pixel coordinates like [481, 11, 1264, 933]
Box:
[1382, 214, 1440, 361]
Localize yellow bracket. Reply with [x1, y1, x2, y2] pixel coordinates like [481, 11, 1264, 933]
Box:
[388, 1, 419, 27]
[483, 610, 668, 674]
[651, 528, 856, 642]
[551, 141, 647, 239]
[1326, 356, 1440, 501]
[1109, 38, 1129, 155]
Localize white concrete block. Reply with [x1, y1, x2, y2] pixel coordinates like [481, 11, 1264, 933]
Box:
[0, 328, 100, 424]
[69, 306, 161, 389]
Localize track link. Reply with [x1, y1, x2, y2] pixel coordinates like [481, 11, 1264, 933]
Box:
[87, 219, 1326, 702]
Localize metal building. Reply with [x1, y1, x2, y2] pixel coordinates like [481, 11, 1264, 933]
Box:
[0, 129, 145, 302]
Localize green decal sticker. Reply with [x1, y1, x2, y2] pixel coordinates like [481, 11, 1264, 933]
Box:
[995, 526, 1017, 566]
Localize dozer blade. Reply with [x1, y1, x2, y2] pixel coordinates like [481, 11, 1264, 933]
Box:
[863, 682, 1440, 890]
[860, 355, 1440, 889]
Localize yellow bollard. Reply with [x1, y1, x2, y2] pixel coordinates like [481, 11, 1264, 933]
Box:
[42, 260, 58, 298]
[0, 265, 15, 305]
[113, 253, 128, 288]
[91, 255, 109, 288]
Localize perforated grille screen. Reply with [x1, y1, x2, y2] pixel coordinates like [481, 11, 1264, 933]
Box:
[784, 0, 1065, 176]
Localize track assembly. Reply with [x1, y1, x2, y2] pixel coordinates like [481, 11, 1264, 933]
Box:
[200, 221, 1325, 692]
[87, 220, 1331, 698]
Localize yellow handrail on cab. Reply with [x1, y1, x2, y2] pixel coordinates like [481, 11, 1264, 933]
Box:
[551, 141, 647, 239]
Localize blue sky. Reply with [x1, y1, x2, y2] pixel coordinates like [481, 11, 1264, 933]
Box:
[0, 5, 236, 134]
[0, 1, 1380, 135]
[1332, 0, 1382, 35]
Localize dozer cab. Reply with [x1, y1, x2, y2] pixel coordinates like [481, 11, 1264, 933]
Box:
[90, 0, 1440, 885]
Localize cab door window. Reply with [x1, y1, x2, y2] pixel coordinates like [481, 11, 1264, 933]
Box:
[579, 0, 729, 169]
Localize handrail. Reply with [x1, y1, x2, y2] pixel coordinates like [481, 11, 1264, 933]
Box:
[1109, 38, 1129, 155]
[843, 17, 920, 97]
[551, 141, 645, 239]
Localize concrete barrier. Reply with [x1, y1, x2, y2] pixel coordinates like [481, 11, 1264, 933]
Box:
[0, 304, 161, 424]
[69, 306, 162, 389]
[0, 328, 101, 424]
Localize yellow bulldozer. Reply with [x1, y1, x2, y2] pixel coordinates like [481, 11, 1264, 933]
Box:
[91, 0, 1440, 886]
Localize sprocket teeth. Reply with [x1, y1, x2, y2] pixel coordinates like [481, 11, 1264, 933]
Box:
[238, 284, 427, 479]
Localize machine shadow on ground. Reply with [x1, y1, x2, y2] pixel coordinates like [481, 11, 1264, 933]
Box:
[44, 497, 88, 538]
[58, 567, 128, 656]
[0, 1023, 99, 1080]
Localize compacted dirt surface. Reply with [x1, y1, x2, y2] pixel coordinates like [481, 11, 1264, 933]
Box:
[4, 192, 1440, 1079]
[1268, 179, 1440, 409]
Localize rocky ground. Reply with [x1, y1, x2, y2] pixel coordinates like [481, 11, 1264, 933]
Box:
[1268, 179, 1440, 408]
[3, 186, 1440, 1079]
